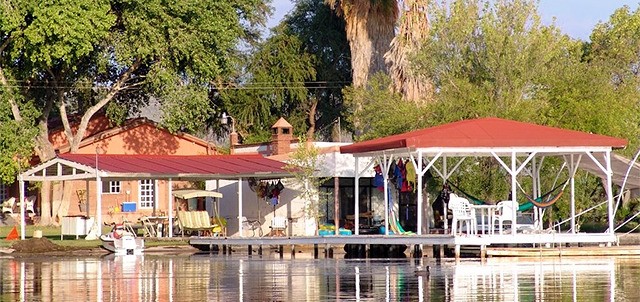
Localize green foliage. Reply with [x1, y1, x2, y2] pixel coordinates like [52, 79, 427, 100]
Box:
[218, 0, 351, 143]
[160, 85, 213, 133]
[344, 73, 426, 140]
[220, 26, 316, 141]
[0, 99, 38, 184]
[285, 0, 351, 139]
[284, 138, 330, 230]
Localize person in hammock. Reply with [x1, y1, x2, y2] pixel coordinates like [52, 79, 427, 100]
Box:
[432, 184, 452, 229]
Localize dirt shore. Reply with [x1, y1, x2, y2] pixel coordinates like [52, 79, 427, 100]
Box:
[1, 238, 199, 257]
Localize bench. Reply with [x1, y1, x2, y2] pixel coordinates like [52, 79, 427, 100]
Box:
[177, 211, 218, 236]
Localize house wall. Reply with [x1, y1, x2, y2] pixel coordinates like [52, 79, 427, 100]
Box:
[69, 179, 197, 225]
[61, 123, 215, 225]
[77, 124, 214, 155]
[210, 179, 312, 236]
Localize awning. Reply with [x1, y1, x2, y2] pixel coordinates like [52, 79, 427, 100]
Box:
[172, 189, 223, 199]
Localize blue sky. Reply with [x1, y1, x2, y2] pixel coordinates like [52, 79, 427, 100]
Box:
[269, 0, 640, 41]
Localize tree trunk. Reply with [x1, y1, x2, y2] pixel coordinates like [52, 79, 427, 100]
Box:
[344, 0, 396, 88]
[385, 0, 433, 103]
[34, 121, 56, 225]
[341, 0, 397, 136]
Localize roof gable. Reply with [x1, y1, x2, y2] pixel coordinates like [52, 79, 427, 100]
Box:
[340, 117, 628, 154]
[57, 118, 217, 155]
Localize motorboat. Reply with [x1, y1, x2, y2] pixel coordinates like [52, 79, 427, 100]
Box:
[100, 224, 144, 255]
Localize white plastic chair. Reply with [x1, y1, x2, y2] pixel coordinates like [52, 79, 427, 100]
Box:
[24, 196, 36, 214]
[2, 197, 15, 214]
[448, 194, 476, 235]
[493, 200, 518, 234]
[270, 216, 287, 235]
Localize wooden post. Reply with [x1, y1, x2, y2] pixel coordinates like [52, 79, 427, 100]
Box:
[279, 245, 284, 259]
[258, 245, 263, 255]
[291, 245, 296, 258]
[314, 244, 319, 259]
[248, 245, 252, 255]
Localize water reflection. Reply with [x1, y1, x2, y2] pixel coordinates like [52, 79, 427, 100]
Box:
[0, 253, 639, 301]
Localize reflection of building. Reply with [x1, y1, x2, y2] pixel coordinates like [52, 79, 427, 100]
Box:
[449, 258, 617, 301]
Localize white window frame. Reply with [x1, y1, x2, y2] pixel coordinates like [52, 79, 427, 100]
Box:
[139, 179, 155, 209]
[0, 182, 7, 201]
[101, 181, 121, 194]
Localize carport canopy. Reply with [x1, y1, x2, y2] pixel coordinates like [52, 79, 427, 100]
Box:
[17, 153, 293, 239]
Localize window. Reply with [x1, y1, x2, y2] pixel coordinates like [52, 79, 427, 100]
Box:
[139, 179, 155, 209]
[101, 181, 121, 194]
[0, 182, 7, 201]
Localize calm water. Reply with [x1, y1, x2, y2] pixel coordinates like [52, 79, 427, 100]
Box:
[0, 251, 638, 301]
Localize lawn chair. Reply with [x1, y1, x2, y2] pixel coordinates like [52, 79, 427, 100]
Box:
[241, 216, 263, 237]
[24, 196, 36, 214]
[140, 216, 158, 237]
[448, 194, 477, 235]
[2, 197, 15, 214]
[493, 200, 518, 234]
[269, 216, 287, 237]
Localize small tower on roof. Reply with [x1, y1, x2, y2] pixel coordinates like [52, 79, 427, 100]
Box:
[271, 117, 293, 156]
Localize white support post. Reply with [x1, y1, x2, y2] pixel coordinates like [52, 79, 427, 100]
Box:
[354, 158, 360, 235]
[605, 151, 615, 235]
[416, 152, 423, 236]
[384, 155, 389, 235]
[238, 177, 243, 237]
[443, 156, 448, 233]
[511, 152, 517, 236]
[154, 179, 159, 215]
[168, 178, 173, 238]
[96, 175, 103, 236]
[569, 155, 576, 234]
[19, 178, 25, 240]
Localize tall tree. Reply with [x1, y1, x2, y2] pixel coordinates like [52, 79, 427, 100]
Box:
[219, 26, 316, 143]
[384, 0, 432, 103]
[324, 0, 397, 88]
[1, 0, 270, 224]
[219, 0, 351, 142]
[285, 0, 351, 141]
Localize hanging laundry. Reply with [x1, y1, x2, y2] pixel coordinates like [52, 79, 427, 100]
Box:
[373, 164, 384, 192]
[395, 159, 405, 190]
[405, 160, 417, 192]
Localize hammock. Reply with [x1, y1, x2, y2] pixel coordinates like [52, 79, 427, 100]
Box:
[519, 179, 569, 209]
[446, 181, 488, 205]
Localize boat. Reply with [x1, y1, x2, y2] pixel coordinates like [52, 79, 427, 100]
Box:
[100, 223, 144, 255]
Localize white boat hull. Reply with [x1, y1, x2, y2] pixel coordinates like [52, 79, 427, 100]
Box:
[100, 234, 144, 256]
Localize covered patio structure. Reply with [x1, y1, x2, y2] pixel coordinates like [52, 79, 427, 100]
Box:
[17, 154, 292, 240]
[340, 117, 628, 245]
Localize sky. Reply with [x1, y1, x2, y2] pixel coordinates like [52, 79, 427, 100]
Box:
[269, 0, 640, 41]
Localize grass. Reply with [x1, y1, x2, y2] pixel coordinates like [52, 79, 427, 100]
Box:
[0, 225, 190, 249]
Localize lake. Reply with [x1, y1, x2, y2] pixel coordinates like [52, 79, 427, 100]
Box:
[0, 251, 639, 301]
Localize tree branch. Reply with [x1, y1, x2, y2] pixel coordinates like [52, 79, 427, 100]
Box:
[69, 58, 143, 153]
[0, 65, 22, 121]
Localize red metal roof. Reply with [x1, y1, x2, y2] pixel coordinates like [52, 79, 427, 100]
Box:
[340, 117, 628, 154]
[58, 153, 291, 179]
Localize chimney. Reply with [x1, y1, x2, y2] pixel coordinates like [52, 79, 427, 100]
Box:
[229, 132, 239, 154]
[271, 117, 293, 156]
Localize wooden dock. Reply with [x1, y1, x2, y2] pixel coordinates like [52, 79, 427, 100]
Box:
[186, 232, 636, 259]
[486, 245, 640, 257]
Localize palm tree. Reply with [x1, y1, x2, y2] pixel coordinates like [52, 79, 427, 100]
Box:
[384, 0, 432, 103]
[325, 0, 398, 88]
